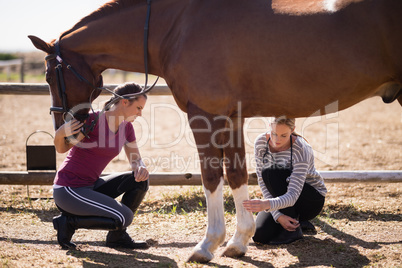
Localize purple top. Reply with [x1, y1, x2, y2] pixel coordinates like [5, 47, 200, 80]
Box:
[54, 112, 136, 187]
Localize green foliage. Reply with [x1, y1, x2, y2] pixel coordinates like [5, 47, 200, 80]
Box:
[0, 53, 18, 60]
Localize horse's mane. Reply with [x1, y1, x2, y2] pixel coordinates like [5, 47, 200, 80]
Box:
[60, 0, 143, 38]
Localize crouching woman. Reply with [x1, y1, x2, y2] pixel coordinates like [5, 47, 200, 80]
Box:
[243, 117, 327, 245]
[52, 83, 150, 250]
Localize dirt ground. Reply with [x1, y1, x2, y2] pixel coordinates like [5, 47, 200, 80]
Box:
[0, 182, 401, 268]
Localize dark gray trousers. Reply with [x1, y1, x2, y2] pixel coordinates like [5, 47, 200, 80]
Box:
[53, 171, 148, 228]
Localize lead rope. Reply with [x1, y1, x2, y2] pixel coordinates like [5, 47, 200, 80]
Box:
[81, 0, 157, 138]
[144, 0, 152, 89]
[97, 0, 158, 102]
[135, 0, 159, 96]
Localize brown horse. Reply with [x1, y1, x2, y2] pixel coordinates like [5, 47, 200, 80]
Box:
[29, 0, 401, 263]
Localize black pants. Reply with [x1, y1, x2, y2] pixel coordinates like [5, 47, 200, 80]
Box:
[253, 176, 325, 244]
[53, 171, 149, 228]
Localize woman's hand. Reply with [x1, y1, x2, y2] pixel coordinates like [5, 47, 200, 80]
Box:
[243, 199, 270, 212]
[54, 119, 84, 153]
[124, 141, 149, 182]
[56, 119, 84, 138]
[134, 166, 149, 182]
[277, 215, 300, 231]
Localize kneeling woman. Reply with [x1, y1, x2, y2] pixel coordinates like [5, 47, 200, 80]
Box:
[52, 83, 149, 250]
[243, 117, 327, 245]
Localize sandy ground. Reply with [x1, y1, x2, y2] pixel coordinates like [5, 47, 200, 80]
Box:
[0, 182, 401, 267]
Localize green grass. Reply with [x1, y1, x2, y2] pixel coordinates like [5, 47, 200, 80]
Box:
[0, 72, 22, 82]
[0, 72, 45, 83]
[142, 186, 261, 216]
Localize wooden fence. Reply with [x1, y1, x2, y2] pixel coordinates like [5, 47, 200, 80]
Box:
[0, 171, 401, 186]
[0, 83, 170, 95]
[0, 59, 24, 82]
[0, 83, 401, 185]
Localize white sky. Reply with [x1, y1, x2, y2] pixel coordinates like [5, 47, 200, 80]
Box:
[0, 0, 108, 52]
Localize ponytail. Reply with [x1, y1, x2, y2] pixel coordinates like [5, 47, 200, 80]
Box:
[103, 97, 118, 111]
[103, 83, 147, 111]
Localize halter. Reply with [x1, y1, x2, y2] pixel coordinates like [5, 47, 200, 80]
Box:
[46, 0, 158, 137]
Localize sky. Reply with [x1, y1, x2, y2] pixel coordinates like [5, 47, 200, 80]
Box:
[0, 0, 108, 52]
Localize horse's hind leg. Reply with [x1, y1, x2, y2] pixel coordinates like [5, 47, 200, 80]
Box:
[186, 103, 226, 263]
[222, 116, 255, 258]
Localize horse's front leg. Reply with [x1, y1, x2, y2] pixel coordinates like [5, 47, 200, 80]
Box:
[187, 103, 226, 263]
[222, 116, 255, 258]
[189, 178, 226, 263]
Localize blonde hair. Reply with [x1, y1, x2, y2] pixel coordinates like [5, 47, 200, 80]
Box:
[271, 117, 308, 142]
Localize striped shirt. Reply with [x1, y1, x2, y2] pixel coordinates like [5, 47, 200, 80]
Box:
[254, 133, 327, 221]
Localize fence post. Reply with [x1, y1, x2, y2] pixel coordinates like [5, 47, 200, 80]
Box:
[20, 57, 24, 83]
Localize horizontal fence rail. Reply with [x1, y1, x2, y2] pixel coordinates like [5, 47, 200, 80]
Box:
[0, 83, 171, 95]
[0, 59, 24, 67]
[0, 171, 401, 186]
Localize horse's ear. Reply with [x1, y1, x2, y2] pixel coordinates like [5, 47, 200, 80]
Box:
[28, 35, 53, 54]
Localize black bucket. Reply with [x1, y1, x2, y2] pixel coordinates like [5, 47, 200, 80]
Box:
[26, 130, 56, 171]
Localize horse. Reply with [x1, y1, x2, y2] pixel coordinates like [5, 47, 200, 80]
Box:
[29, 0, 401, 263]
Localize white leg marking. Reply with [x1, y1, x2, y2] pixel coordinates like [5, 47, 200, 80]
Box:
[190, 177, 225, 262]
[224, 184, 255, 257]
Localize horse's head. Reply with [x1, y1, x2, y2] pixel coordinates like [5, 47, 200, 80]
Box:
[28, 35, 103, 130]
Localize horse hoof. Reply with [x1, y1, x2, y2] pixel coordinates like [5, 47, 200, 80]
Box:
[187, 250, 213, 263]
[221, 245, 246, 258]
